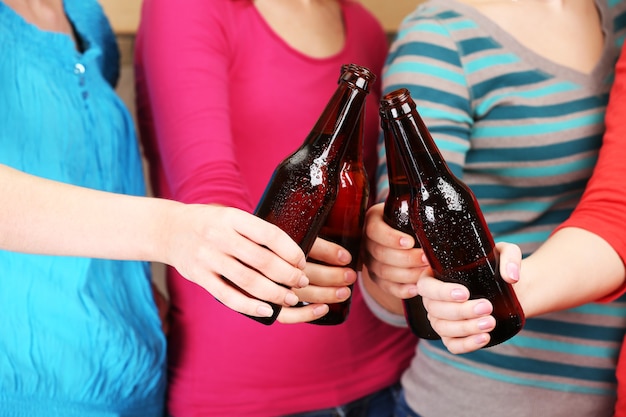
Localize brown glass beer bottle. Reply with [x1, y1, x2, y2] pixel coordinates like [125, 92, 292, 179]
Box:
[237, 64, 376, 325]
[380, 88, 525, 347]
[307, 64, 371, 326]
[380, 109, 440, 339]
[307, 115, 367, 325]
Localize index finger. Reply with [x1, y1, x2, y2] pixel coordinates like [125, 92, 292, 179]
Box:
[277, 303, 330, 324]
[234, 209, 306, 269]
[365, 203, 415, 248]
[417, 274, 470, 302]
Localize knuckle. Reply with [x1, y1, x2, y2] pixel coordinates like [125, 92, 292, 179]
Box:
[265, 223, 283, 241]
[252, 251, 274, 272]
[232, 265, 258, 290]
[283, 266, 302, 287]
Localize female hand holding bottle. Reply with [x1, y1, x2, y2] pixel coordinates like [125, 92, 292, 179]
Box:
[0, 164, 316, 321]
[273, 236, 357, 323]
[361, 203, 429, 313]
[418, 228, 626, 354]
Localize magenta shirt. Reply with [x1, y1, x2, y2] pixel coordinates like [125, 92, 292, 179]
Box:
[135, 0, 417, 415]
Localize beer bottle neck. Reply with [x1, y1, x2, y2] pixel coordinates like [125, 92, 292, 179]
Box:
[342, 110, 364, 163]
[308, 88, 365, 161]
[304, 73, 369, 167]
[391, 112, 450, 181]
[380, 92, 451, 188]
[382, 117, 410, 189]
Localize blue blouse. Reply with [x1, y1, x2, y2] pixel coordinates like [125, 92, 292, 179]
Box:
[0, 1, 166, 416]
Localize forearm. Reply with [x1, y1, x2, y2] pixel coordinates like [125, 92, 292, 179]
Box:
[0, 164, 175, 262]
[516, 227, 626, 318]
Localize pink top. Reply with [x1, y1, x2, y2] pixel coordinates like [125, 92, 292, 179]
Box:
[135, 0, 418, 416]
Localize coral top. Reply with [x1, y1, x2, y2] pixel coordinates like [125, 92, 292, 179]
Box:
[135, 0, 417, 416]
[561, 46, 626, 417]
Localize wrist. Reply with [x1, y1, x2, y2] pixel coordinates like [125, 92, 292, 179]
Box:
[145, 198, 185, 265]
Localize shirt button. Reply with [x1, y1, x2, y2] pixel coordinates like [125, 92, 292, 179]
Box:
[74, 63, 86, 74]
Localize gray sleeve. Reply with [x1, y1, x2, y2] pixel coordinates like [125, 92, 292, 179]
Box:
[357, 272, 408, 328]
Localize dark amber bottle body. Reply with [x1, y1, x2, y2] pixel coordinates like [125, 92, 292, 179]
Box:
[239, 64, 376, 325]
[380, 88, 525, 347]
[310, 84, 369, 325]
[381, 111, 439, 339]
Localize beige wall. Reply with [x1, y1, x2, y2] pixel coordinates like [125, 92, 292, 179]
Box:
[100, 0, 421, 35]
[100, 0, 141, 35]
[358, 0, 419, 32]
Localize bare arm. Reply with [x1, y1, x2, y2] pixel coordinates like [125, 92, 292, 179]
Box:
[0, 164, 329, 321]
[518, 227, 625, 316]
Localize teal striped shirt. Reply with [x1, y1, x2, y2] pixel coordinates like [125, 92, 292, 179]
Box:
[376, 0, 626, 416]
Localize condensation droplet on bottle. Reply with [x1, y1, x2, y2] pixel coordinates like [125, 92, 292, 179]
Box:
[420, 185, 430, 201]
[310, 156, 324, 186]
[425, 206, 435, 223]
[437, 178, 462, 211]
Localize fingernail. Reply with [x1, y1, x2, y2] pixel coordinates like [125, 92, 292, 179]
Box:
[477, 317, 493, 330]
[407, 286, 419, 297]
[473, 333, 489, 345]
[313, 305, 329, 317]
[451, 288, 466, 300]
[336, 287, 351, 300]
[507, 262, 520, 282]
[285, 293, 299, 306]
[344, 270, 357, 284]
[473, 301, 491, 315]
[399, 237, 413, 248]
[257, 305, 274, 317]
[338, 249, 351, 264]
[298, 275, 309, 288]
